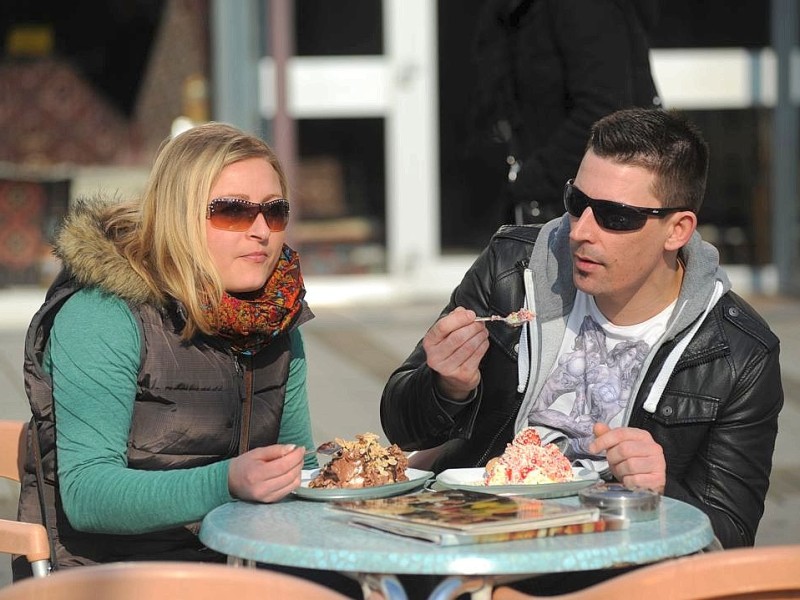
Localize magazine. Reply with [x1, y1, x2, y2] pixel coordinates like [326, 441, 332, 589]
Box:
[330, 489, 611, 546]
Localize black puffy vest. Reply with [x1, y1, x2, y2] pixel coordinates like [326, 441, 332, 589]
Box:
[15, 275, 300, 577]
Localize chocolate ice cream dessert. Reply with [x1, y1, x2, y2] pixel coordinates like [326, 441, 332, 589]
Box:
[308, 433, 409, 489]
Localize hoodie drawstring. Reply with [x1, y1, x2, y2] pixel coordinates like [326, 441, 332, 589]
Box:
[642, 280, 725, 413]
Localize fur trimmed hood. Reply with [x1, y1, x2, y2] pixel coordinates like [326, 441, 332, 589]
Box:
[54, 198, 160, 306]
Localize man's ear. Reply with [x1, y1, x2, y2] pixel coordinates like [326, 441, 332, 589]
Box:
[664, 211, 697, 252]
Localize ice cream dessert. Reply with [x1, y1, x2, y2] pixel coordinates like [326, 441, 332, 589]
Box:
[484, 427, 573, 485]
[503, 308, 536, 325]
[308, 432, 409, 489]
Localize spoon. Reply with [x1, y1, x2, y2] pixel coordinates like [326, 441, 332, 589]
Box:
[474, 309, 535, 327]
[304, 440, 342, 458]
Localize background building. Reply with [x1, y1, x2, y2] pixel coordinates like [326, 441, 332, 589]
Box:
[0, 0, 797, 295]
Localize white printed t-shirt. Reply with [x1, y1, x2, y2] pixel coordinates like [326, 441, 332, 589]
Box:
[527, 290, 674, 462]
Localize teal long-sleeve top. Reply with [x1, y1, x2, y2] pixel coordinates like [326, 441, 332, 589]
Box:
[47, 287, 316, 534]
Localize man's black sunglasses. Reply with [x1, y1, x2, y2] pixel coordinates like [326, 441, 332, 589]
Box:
[563, 179, 691, 232]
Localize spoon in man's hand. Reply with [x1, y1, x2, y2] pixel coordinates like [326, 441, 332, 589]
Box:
[474, 308, 535, 327]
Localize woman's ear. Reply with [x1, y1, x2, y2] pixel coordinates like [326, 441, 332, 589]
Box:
[664, 211, 697, 252]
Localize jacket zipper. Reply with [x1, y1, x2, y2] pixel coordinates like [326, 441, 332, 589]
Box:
[476, 393, 525, 467]
[476, 259, 531, 466]
[238, 354, 254, 455]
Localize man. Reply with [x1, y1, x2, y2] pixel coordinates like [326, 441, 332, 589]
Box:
[381, 108, 783, 550]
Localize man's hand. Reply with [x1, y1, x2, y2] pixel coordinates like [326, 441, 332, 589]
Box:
[589, 422, 666, 493]
[228, 444, 304, 503]
[422, 307, 489, 400]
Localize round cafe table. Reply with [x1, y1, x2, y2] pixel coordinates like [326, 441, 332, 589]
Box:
[199, 494, 716, 600]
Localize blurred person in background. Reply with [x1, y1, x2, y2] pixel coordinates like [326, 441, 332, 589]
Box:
[468, 0, 661, 226]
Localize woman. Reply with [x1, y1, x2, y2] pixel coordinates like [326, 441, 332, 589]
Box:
[16, 123, 317, 576]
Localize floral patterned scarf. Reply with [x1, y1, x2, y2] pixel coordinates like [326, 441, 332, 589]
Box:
[204, 245, 307, 353]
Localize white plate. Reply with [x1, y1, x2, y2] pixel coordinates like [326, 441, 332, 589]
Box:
[435, 466, 600, 499]
[292, 467, 434, 502]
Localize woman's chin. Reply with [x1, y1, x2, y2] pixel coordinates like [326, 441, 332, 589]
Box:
[225, 277, 270, 295]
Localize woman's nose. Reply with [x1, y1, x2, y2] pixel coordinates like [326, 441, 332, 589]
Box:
[247, 213, 271, 238]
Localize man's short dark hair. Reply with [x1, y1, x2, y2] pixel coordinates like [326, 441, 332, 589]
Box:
[587, 108, 709, 212]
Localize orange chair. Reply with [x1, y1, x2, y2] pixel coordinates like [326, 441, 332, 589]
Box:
[0, 420, 51, 577]
[0, 561, 352, 600]
[492, 545, 800, 600]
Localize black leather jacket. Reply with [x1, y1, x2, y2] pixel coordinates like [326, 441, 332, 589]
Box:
[381, 225, 783, 548]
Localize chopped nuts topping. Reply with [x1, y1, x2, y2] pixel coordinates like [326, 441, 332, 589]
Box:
[308, 432, 409, 489]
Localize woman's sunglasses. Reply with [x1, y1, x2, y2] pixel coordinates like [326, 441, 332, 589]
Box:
[207, 197, 290, 232]
[563, 180, 691, 232]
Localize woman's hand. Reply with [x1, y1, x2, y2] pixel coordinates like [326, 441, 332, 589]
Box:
[589, 422, 666, 493]
[228, 444, 305, 503]
[423, 307, 489, 400]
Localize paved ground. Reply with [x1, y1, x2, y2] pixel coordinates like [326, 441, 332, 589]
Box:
[1, 283, 799, 587]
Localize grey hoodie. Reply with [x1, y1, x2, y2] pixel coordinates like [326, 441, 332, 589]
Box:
[513, 216, 731, 462]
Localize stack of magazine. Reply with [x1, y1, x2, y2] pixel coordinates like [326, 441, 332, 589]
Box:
[330, 488, 625, 546]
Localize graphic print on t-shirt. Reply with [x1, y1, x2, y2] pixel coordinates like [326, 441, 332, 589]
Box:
[528, 316, 650, 458]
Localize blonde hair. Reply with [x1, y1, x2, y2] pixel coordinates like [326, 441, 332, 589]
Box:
[104, 122, 288, 338]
